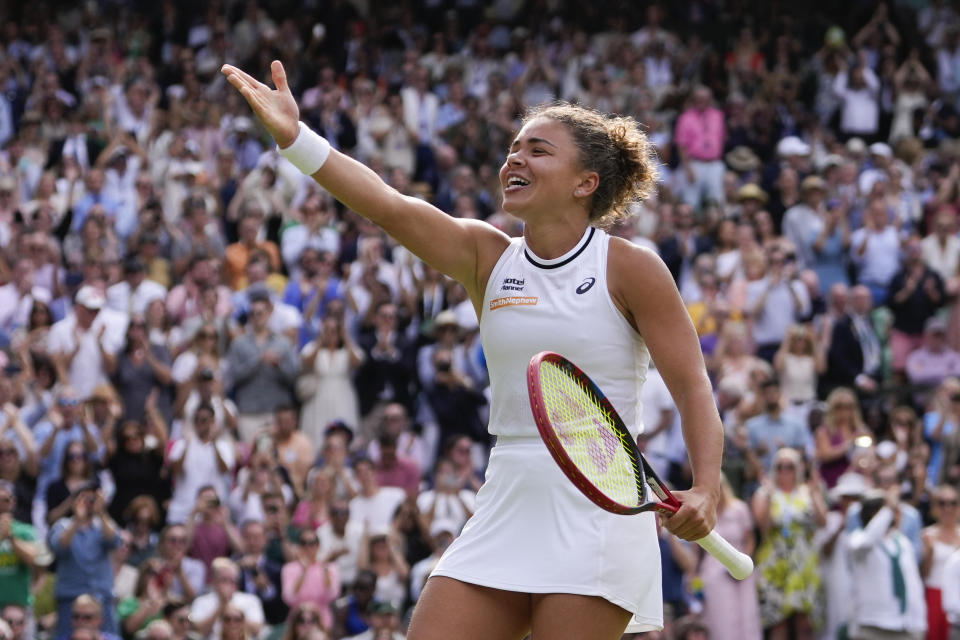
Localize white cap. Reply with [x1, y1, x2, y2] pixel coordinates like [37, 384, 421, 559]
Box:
[776, 136, 810, 157]
[846, 137, 867, 154]
[869, 142, 893, 158]
[828, 472, 869, 502]
[429, 518, 458, 537]
[233, 116, 253, 132]
[75, 285, 105, 310]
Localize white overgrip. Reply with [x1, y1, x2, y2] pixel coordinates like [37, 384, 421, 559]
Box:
[695, 529, 754, 580]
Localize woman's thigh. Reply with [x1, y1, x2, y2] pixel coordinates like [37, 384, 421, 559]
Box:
[530, 592, 633, 640]
[407, 576, 532, 640]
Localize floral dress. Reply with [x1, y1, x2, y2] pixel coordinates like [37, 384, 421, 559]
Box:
[755, 486, 823, 629]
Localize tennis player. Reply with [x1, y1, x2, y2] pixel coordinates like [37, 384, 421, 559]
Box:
[222, 60, 724, 640]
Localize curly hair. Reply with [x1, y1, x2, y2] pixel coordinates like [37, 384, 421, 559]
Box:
[523, 102, 659, 228]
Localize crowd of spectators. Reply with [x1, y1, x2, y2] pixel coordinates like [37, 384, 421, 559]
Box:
[6, 0, 960, 639]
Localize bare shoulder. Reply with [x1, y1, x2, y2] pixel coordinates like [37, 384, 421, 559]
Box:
[455, 218, 512, 303]
[607, 236, 677, 311]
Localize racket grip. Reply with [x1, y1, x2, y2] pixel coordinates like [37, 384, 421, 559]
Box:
[695, 530, 754, 580]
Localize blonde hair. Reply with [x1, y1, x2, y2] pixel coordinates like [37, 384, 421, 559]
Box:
[824, 387, 866, 432]
[524, 103, 659, 228]
[771, 447, 805, 486]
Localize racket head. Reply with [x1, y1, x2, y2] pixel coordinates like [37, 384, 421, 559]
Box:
[527, 351, 680, 515]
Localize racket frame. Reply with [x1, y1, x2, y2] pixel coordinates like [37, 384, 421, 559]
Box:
[527, 351, 682, 516]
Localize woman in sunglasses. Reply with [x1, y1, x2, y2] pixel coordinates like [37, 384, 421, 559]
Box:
[751, 447, 827, 640]
[45, 442, 99, 526]
[282, 603, 329, 640]
[281, 531, 341, 631]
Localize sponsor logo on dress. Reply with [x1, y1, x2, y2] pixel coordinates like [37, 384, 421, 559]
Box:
[489, 296, 538, 310]
[576, 277, 596, 294]
[501, 277, 525, 291]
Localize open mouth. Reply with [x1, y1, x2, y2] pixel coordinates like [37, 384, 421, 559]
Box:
[505, 176, 530, 192]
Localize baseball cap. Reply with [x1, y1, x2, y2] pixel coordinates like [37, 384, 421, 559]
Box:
[869, 142, 893, 158]
[776, 136, 810, 157]
[75, 285, 105, 311]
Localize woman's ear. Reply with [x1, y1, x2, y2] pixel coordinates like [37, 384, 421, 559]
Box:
[574, 172, 599, 199]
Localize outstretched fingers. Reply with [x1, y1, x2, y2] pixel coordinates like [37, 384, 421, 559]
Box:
[271, 60, 291, 94]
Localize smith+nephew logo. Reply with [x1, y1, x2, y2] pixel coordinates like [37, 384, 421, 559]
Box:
[576, 277, 596, 294]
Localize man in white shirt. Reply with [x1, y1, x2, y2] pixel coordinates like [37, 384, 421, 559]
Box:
[105, 258, 167, 315]
[847, 488, 927, 640]
[348, 457, 405, 531]
[47, 285, 128, 400]
[638, 361, 679, 480]
[189, 557, 264, 639]
[165, 404, 235, 524]
[850, 197, 903, 306]
[319, 499, 363, 586]
[0, 258, 50, 338]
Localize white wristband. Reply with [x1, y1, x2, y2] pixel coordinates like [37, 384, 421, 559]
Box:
[277, 122, 330, 175]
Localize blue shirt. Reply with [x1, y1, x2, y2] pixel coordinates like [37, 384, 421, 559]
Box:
[923, 411, 957, 483]
[746, 411, 810, 471]
[49, 517, 121, 598]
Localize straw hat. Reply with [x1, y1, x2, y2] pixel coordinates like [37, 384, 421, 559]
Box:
[736, 183, 768, 204]
[725, 146, 761, 172]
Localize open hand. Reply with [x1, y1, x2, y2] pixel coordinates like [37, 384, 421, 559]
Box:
[221, 61, 300, 148]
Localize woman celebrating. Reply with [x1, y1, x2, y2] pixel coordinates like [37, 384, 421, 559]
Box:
[296, 315, 363, 446]
[223, 60, 723, 639]
[813, 387, 870, 488]
[921, 484, 960, 640]
[45, 441, 99, 526]
[281, 530, 341, 631]
[291, 466, 335, 532]
[751, 448, 827, 640]
[773, 324, 825, 426]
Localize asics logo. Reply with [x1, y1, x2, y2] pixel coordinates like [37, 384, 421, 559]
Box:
[576, 277, 596, 294]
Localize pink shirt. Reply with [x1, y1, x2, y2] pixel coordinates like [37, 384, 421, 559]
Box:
[376, 456, 422, 496]
[281, 561, 341, 629]
[675, 107, 725, 161]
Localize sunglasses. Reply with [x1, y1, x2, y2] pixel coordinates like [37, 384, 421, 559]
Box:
[300, 538, 319, 546]
[0, 449, 17, 457]
[297, 616, 320, 624]
[72, 612, 97, 621]
[223, 614, 244, 623]
[67, 452, 86, 461]
[59, 398, 80, 407]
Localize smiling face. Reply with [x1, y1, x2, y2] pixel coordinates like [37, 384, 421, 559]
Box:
[499, 117, 594, 222]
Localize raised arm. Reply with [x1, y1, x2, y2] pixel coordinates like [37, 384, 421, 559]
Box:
[221, 61, 509, 307]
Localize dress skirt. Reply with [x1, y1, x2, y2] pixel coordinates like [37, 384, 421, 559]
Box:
[430, 437, 663, 633]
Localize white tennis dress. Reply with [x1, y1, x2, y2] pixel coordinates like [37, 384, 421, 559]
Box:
[431, 226, 663, 633]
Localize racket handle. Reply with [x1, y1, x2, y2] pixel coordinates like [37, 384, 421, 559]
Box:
[695, 530, 754, 580]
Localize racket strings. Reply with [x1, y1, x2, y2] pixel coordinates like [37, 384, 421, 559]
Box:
[540, 363, 641, 506]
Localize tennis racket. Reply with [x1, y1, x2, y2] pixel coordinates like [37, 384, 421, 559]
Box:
[526, 351, 754, 580]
